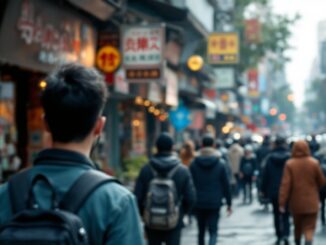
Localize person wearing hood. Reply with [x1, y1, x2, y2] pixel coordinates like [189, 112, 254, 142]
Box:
[239, 145, 257, 204]
[261, 137, 291, 245]
[190, 135, 232, 245]
[134, 133, 196, 245]
[279, 140, 326, 245]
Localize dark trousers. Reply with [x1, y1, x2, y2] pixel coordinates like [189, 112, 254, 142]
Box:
[271, 198, 290, 239]
[242, 176, 253, 202]
[146, 227, 181, 245]
[196, 208, 220, 245]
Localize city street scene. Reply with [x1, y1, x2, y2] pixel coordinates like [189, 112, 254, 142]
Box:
[1, 0, 326, 244]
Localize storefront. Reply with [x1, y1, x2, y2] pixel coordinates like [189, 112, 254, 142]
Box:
[0, 0, 97, 180]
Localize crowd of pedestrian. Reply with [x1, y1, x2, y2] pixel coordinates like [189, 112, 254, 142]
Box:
[0, 63, 325, 245]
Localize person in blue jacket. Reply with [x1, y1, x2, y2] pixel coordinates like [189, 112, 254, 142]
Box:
[0, 64, 144, 245]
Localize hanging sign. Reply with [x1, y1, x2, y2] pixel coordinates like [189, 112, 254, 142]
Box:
[247, 68, 260, 98]
[96, 46, 121, 73]
[122, 24, 165, 82]
[208, 32, 239, 65]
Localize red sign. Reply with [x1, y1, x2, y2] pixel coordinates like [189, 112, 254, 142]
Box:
[245, 19, 261, 44]
[247, 69, 260, 98]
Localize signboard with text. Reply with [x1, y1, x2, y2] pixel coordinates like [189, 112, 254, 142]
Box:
[247, 69, 260, 98]
[122, 24, 165, 82]
[208, 32, 239, 65]
[214, 68, 235, 89]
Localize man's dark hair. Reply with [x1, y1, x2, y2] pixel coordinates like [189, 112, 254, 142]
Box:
[156, 133, 174, 153]
[42, 63, 108, 143]
[202, 135, 215, 147]
[274, 136, 286, 147]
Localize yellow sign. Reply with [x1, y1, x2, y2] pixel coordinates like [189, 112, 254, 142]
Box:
[207, 33, 239, 65]
[187, 55, 204, 71]
[96, 46, 121, 73]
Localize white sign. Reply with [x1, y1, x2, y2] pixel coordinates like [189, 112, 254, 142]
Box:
[165, 68, 178, 107]
[148, 82, 162, 103]
[215, 68, 235, 89]
[122, 24, 165, 82]
[114, 68, 129, 94]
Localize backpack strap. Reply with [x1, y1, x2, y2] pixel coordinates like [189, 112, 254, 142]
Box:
[167, 164, 181, 179]
[8, 169, 31, 214]
[59, 170, 120, 213]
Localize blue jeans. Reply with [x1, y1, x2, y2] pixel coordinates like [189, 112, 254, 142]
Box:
[196, 208, 220, 245]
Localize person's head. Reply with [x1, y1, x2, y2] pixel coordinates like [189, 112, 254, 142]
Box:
[274, 136, 286, 149]
[156, 133, 174, 153]
[42, 63, 108, 145]
[292, 140, 311, 158]
[215, 139, 224, 149]
[244, 145, 254, 156]
[202, 134, 215, 148]
[180, 140, 195, 159]
[263, 135, 271, 145]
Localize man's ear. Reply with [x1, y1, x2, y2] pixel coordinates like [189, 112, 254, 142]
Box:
[43, 114, 51, 133]
[94, 116, 106, 136]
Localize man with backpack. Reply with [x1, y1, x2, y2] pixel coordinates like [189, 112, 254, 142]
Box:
[0, 64, 144, 245]
[134, 133, 196, 245]
[190, 135, 232, 245]
[261, 137, 291, 245]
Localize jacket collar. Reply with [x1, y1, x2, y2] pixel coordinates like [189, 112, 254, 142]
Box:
[34, 148, 95, 168]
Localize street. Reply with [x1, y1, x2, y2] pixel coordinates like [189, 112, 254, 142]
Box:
[181, 196, 326, 245]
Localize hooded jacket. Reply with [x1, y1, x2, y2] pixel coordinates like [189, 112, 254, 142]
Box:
[261, 147, 291, 199]
[134, 152, 196, 229]
[279, 141, 326, 214]
[190, 148, 232, 209]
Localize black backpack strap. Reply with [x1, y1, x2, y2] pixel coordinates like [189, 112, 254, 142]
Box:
[167, 164, 181, 179]
[60, 170, 120, 213]
[8, 169, 31, 214]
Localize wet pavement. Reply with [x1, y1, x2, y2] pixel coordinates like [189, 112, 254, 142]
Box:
[181, 197, 326, 245]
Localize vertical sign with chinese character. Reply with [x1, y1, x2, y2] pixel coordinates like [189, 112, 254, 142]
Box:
[247, 68, 260, 98]
[122, 24, 165, 82]
[208, 32, 239, 65]
[245, 19, 261, 44]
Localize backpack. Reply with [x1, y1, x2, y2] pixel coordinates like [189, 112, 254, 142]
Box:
[243, 160, 254, 176]
[0, 169, 118, 244]
[144, 165, 180, 230]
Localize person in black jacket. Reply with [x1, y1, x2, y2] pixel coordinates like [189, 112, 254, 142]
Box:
[134, 133, 196, 245]
[261, 137, 291, 245]
[190, 135, 232, 245]
[240, 145, 257, 204]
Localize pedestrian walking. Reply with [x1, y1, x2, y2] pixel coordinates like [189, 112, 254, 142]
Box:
[316, 141, 326, 226]
[190, 135, 232, 245]
[134, 133, 196, 245]
[180, 140, 196, 167]
[0, 64, 144, 245]
[239, 145, 257, 204]
[261, 137, 291, 245]
[228, 140, 244, 196]
[279, 140, 326, 245]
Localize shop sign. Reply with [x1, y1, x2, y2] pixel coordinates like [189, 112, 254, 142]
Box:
[245, 19, 261, 44]
[208, 32, 239, 65]
[214, 68, 235, 89]
[188, 110, 205, 130]
[114, 68, 129, 94]
[165, 68, 179, 107]
[169, 105, 191, 132]
[187, 55, 204, 72]
[247, 68, 260, 98]
[148, 83, 162, 104]
[0, 0, 97, 72]
[96, 46, 121, 73]
[122, 24, 165, 82]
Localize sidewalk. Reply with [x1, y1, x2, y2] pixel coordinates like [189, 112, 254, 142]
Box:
[181, 198, 326, 245]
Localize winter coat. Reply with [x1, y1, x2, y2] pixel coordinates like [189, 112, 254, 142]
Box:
[228, 143, 244, 175]
[240, 155, 257, 177]
[256, 144, 272, 170]
[261, 147, 291, 200]
[134, 152, 196, 228]
[190, 147, 232, 209]
[279, 140, 326, 214]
